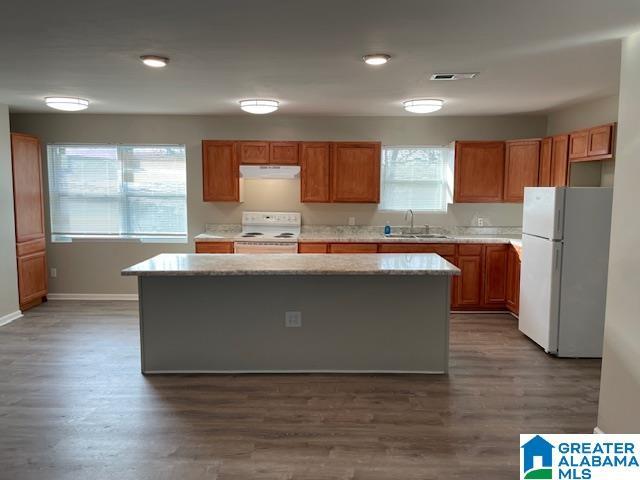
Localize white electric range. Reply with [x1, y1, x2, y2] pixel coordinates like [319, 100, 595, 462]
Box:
[233, 212, 301, 254]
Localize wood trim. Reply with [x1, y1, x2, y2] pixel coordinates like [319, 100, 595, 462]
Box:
[569, 153, 614, 163]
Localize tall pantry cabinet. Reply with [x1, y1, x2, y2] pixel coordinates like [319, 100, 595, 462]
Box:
[11, 133, 48, 310]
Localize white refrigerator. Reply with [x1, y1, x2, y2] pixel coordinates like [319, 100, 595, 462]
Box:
[519, 187, 613, 357]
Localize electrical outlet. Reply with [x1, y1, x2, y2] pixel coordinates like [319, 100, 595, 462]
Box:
[348, 217, 356, 226]
[50, 268, 57, 278]
[285, 311, 302, 328]
[477, 217, 484, 227]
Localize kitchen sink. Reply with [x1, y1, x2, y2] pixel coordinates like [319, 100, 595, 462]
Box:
[384, 233, 449, 239]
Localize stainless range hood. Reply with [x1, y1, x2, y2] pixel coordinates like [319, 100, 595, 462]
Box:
[239, 165, 300, 179]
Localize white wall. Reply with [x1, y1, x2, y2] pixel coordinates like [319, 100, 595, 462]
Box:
[0, 105, 20, 321]
[10, 113, 546, 294]
[546, 95, 619, 187]
[597, 32, 640, 433]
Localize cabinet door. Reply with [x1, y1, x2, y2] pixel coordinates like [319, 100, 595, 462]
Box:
[300, 142, 331, 202]
[568, 130, 589, 160]
[504, 139, 540, 202]
[17, 251, 47, 307]
[239, 141, 269, 164]
[270, 142, 299, 165]
[11, 133, 45, 243]
[454, 141, 505, 202]
[328, 243, 378, 254]
[195, 242, 234, 253]
[538, 137, 553, 187]
[298, 243, 329, 253]
[550, 135, 569, 187]
[505, 246, 521, 314]
[202, 141, 239, 202]
[455, 255, 483, 307]
[588, 124, 613, 157]
[483, 245, 508, 307]
[330, 142, 381, 203]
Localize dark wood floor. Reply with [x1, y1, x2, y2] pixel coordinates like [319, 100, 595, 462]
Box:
[0, 301, 601, 480]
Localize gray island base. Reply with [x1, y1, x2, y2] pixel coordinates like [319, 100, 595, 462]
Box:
[122, 253, 460, 375]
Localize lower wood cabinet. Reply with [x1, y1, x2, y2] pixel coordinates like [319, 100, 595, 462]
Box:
[506, 245, 522, 315]
[454, 254, 483, 307]
[17, 250, 47, 309]
[328, 243, 378, 254]
[483, 244, 509, 307]
[195, 242, 234, 254]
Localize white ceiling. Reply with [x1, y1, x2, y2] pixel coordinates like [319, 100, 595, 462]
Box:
[1, 0, 639, 116]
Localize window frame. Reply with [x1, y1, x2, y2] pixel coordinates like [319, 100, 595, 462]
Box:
[46, 143, 188, 244]
[378, 144, 453, 213]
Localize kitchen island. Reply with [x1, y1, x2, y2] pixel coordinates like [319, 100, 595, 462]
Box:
[122, 253, 460, 374]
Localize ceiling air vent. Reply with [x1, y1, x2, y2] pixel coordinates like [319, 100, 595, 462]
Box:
[430, 72, 479, 81]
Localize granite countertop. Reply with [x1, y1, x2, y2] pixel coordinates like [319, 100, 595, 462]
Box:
[122, 253, 461, 277]
[194, 225, 523, 247]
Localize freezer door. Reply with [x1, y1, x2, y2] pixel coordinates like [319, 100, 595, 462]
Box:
[518, 234, 562, 353]
[522, 187, 565, 240]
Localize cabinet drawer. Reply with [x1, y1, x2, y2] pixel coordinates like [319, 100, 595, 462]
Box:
[458, 244, 483, 255]
[378, 243, 456, 255]
[17, 237, 46, 256]
[298, 243, 328, 253]
[328, 243, 378, 254]
[195, 242, 234, 254]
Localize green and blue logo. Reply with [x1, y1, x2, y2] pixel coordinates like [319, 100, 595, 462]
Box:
[521, 435, 554, 479]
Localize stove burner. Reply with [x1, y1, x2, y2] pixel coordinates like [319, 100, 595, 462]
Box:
[241, 232, 263, 237]
[275, 233, 295, 238]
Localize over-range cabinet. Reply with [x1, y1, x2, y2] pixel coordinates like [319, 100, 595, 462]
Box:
[11, 133, 48, 310]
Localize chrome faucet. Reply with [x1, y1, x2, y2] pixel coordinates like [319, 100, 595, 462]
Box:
[405, 209, 415, 230]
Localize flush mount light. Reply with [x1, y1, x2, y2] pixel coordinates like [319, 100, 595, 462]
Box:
[140, 55, 169, 68]
[403, 98, 444, 114]
[44, 97, 89, 111]
[363, 54, 391, 66]
[239, 99, 279, 114]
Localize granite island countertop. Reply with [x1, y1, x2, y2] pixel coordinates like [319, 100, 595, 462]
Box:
[122, 253, 461, 277]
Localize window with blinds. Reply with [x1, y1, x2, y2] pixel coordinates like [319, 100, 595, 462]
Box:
[47, 144, 187, 242]
[379, 146, 453, 211]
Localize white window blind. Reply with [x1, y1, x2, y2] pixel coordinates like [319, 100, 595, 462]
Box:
[47, 144, 187, 241]
[379, 146, 452, 211]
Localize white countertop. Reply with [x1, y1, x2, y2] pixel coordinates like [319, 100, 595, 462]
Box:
[122, 253, 461, 277]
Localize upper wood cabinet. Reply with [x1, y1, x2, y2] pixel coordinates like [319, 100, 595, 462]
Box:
[202, 141, 239, 201]
[588, 124, 614, 157]
[550, 135, 569, 187]
[568, 129, 589, 160]
[270, 142, 299, 165]
[330, 142, 381, 203]
[11, 133, 45, 243]
[238, 141, 269, 164]
[568, 123, 615, 162]
[503, 139, 541, 203]
[300, 142, 331, 202]
[454, 141, 505, 203]
[538, 137, 553, 187]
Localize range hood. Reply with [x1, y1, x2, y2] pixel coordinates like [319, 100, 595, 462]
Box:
[239, 165, 300, 179]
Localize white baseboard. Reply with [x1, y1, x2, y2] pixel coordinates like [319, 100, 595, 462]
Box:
[594, 426, 605, 434]
[0, 310, 23, 327]
[48, 293, 138, 301]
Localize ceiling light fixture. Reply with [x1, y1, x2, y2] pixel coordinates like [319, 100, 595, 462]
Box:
[403, 98, 444, 114]
[363, 54, 391, 66]
[140, 55, 169, 68]
[44, 97, 89, 112]
[239, 99, 279, 114]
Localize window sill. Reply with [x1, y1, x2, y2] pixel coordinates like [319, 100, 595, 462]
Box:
[51, 235, 188, 244]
